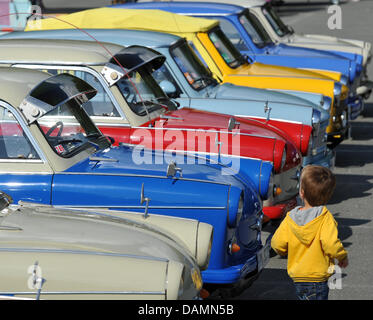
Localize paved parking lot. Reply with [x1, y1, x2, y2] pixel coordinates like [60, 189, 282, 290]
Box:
[238, 0, 373, 300]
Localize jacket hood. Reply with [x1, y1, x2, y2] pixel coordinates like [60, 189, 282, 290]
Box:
[288, 206, 327, 246]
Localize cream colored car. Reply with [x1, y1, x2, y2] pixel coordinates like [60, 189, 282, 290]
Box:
[0, 191, 212, 300]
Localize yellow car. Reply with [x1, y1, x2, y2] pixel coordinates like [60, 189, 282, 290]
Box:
[26, 7, 349, 145]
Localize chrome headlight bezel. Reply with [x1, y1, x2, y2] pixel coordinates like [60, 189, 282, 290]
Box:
[322, 96, 332, 112]
[312, 109, 321, 137]
[340, 75, 348, 86]
[334, 82, 342, 106]
[235, 194, 244, 226]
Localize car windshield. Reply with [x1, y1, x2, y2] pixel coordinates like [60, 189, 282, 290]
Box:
[115, 67, 174, 117]
[37, 99, 109, 158]
[239, 9, 274, 48]
[262, 4, 292, 37]
[170, 40, 217, 91]
[208, 27, 245, 69]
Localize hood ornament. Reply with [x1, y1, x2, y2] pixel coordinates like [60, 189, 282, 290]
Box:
[27, 261, 46, 300]
[228, 117, 240, 131]
[140, 183, 151, 219]
[166, 161, 183, 179]
[264, 101, 272, 121]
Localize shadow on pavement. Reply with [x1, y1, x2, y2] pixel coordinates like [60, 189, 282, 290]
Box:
[335, 146, 373, 167]
[234, 266, 297, 300]
[328, 174, 373, 202]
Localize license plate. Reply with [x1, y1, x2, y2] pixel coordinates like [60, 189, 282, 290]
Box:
[257, 242, 271, 272]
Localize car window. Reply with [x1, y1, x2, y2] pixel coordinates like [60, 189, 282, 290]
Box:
[239, 10, 273, 49]
[208, 27, 243, 69]
[37, 99, 106, 158]
[151, 64, 183, 98]
[216, 18, 250, 52]
[262, 4, 291, 37]
[41, 68, 121, 118]
[170, 41, 217, 91]
[0, 106, 40, 160]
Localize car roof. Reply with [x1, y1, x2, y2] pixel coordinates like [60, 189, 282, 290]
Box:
[0, 38, 125, 65]
[0, 67, 51, 108]
[122, 1, 245, 15]
[24, 7, 219, 34]
[2, 29, 183, 50]
[135, 0, 266, 9]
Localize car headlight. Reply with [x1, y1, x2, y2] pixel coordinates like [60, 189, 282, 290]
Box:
[322, 96, 332, 112]
[235, 194, 244, 226]
[312, 109, 321, 137]
[341, 111, 347, 128]
[334, 82, 342, 96]
[228, 191, 244, 228]
[334, 82, 342, 106]
[196, 223, 213, 270]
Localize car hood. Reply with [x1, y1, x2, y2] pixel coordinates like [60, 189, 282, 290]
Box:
[209, 83, 330, 124]
[212, 82, 318, 107]
[271, 43, 350, 59]
[288, 33, 365, 52]
[64, 145, 257, 191]
[238, 61, 336, 80]
[154, 107, 286, 140]
[0, 203, 195, 267]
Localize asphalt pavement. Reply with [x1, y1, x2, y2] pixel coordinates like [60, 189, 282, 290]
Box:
[237, 0, 373, 300]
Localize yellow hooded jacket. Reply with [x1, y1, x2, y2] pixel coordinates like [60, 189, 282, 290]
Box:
[271, 206, 347, 282]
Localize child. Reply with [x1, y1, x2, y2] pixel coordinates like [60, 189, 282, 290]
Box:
[271, 165, 348, 300]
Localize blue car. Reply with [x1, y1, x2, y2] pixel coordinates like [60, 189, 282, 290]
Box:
[0, 67, 272, 293]
[0, 29, 333, 169]
[114, 1, 364, 119]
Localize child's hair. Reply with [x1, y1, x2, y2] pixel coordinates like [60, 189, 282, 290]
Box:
[300, 165, 336, 206]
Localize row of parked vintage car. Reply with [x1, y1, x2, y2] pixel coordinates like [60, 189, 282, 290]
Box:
[0, 0, 370, 299]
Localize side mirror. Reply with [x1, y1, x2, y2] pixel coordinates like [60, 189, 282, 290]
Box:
[0, 192, 12, 211]
[160, 80, 177, 96]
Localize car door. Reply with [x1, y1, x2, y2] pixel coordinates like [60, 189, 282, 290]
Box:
[0, 102, 53, 204]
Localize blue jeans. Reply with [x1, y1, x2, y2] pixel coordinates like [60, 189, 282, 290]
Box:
[294, 281, 329, 300]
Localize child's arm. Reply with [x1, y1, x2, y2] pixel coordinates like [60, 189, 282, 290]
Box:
[271, 216, 289, 256]
[320, 213, 348, 263]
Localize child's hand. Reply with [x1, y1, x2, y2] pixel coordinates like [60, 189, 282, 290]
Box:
[338, 257, 349, 268]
